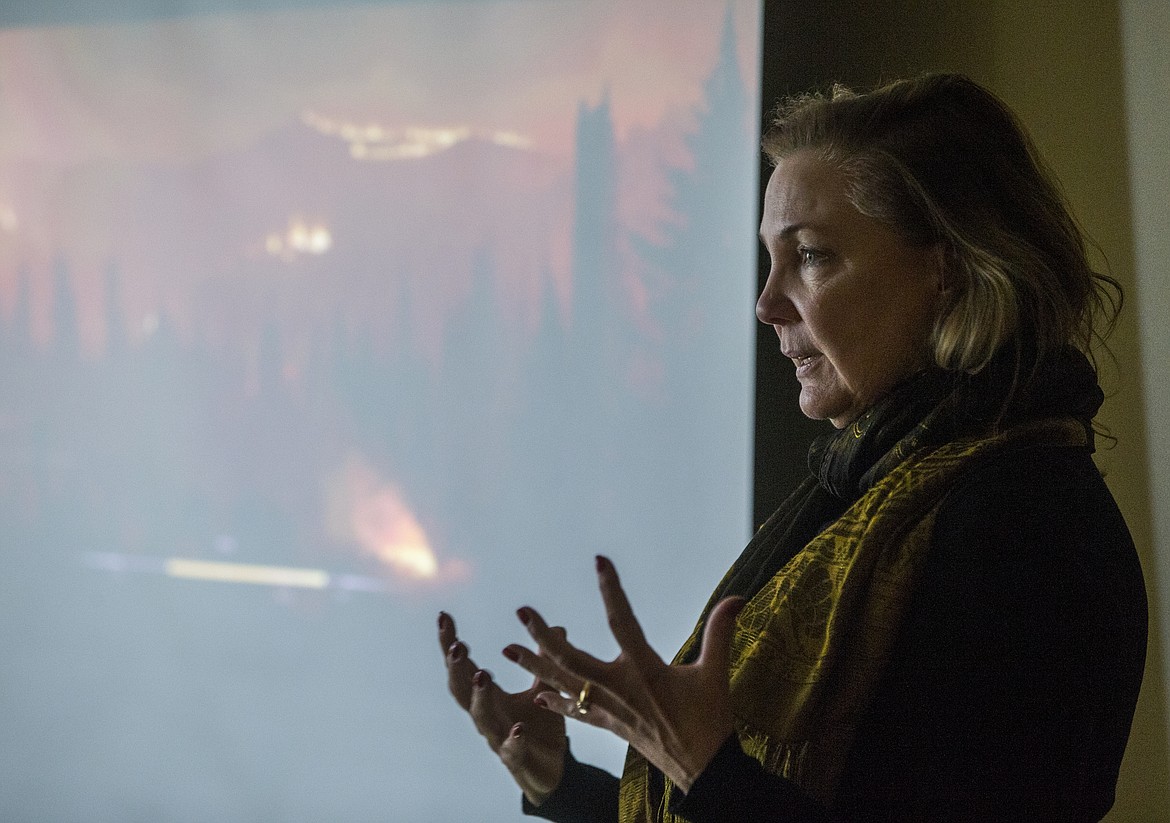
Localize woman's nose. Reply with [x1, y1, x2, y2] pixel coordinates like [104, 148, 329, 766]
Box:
[756, 273, 796, 326]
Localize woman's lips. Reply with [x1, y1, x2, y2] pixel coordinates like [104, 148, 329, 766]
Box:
[793, 353, 820, 377]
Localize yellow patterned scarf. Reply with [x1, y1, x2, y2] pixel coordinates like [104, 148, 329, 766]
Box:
[618, 417, 1087, 822]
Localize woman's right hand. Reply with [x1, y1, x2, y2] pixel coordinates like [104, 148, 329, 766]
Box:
[438, 611, 567, 806]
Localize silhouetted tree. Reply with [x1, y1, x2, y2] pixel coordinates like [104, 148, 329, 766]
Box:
[104, 261, 128, 359]
[51, 256, 80, 363]
[629, 4, 758, 544]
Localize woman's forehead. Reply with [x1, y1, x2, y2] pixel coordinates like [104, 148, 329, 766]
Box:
[761, 152, 854, 237]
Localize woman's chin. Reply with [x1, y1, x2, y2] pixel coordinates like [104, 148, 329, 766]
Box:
[798, 389, 856, 428]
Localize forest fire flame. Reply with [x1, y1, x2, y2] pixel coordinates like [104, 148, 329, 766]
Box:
[327, 453, 464, 584]
[351, 483, 437, 579]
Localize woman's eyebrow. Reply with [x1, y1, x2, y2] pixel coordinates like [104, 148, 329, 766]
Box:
[759, 222, 814, 244]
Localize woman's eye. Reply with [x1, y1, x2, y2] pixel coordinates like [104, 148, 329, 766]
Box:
[798, 246, 826, 267]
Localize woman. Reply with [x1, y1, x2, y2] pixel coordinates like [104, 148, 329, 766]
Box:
[437, 74, 1148, 821]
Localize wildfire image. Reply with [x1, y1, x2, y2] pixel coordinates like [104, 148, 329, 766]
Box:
[0, 2, 760, 820]
[326, 453, 468, 585]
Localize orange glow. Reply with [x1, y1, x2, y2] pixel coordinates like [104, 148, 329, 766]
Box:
[351, 485, 437, 579]
[326, 453, 466, 584]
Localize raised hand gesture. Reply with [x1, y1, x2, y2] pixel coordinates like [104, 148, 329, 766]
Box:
[502, 555, 745, 793]
[438, 612, 567, 805]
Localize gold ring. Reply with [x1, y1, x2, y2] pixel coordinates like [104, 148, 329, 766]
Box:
[574, 681, 593, 716]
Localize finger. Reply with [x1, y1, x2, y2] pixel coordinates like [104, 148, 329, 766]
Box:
[437, 611, 457, 653]
[534, 688, 579, 717]
[497, 723, 537, 775]
[595, 556, 658, 668]
[439, 611, 480, 708]
[497, 722, 564, 801]
[535, 687, 607, 727]
[468, 669, 513, 750]
[529, 626, 567, 690]
[513, 612, 636, 737]
[498, 721, 560, 771]
[695, 596, 747, 675]
[505, 644, 627, 736]
[534, 688, 622, 736]
[504, 642, 582, 699]
[446, 639, 480, 710]
[517, 607, 608, 683]
[504, 638, 565, 695]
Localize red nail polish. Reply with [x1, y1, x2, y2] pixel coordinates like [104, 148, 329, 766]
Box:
[595, 555, 609, 573]
[502, 646, 519, 662]
[517, 607, 531, 625]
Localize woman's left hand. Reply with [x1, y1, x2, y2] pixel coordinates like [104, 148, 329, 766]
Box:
[502, 555, 746, 793]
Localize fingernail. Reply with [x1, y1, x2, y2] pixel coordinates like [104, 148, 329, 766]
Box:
[448, 642, 464, 662]
[502, 646, 520, 662]
[517, 607, 531, 625]
[437, 612, 450, 630]
[595, 555, 609, 573]
[533, 695, 548, 709]
[511, 723, 523, 739]
[473, 670, 487, 688]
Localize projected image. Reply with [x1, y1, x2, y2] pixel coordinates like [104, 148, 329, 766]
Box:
[0, 2, 760, 819]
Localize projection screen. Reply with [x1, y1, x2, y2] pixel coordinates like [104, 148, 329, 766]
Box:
[0, 2, 762, 819]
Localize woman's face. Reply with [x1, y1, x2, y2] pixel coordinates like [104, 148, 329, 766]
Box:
[757, 149, 943, 428]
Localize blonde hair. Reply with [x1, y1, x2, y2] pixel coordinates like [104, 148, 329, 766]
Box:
[763, 74, 1120, 379]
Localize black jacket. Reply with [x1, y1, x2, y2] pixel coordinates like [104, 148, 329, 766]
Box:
[527, 438, 1147, 822]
